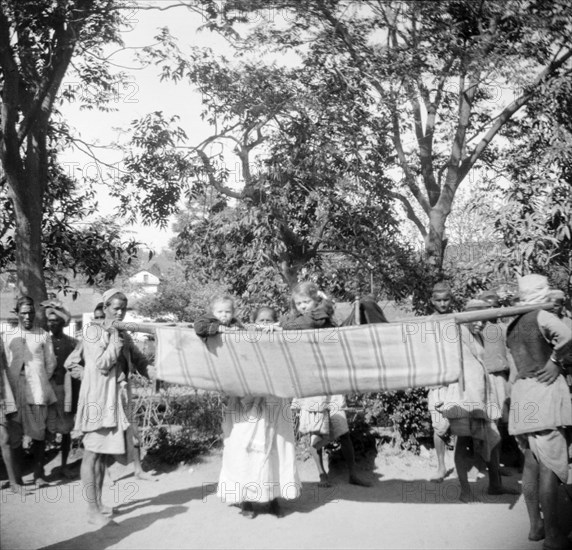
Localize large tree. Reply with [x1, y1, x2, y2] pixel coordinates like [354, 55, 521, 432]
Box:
[118, 49, 422, 300]
[182, 0, 572, 272]
[0, 0, 133, 305]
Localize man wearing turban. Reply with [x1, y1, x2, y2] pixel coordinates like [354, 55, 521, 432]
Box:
[65, 289, 154, 526]
[42, 298, 78, 479]
[506, 274, 572, 548]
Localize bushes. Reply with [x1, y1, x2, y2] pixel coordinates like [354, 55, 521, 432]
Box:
[132, 382, 224, 466]
[346, 389, 432, 453]
[131, 382, 434, 468]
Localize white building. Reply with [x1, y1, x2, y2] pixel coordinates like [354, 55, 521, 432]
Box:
[127, 266, 161, 294]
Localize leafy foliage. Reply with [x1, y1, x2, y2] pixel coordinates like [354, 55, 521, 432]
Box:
[348, 389, 432, 453]
[123, 34, 423, 300]
[456, 64, 572, 294]
[183, 0, 572, 271]
[0, 0, 142, 301]
[139, 390, 223, 467]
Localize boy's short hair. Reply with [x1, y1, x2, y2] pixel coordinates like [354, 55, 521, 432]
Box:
[209, 293, 235, 311]
[431, 282, 452, 297]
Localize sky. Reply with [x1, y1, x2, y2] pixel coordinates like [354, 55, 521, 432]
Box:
[61, 2, 240, 251]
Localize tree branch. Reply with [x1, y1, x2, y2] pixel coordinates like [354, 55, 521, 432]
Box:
[0, 11, 23, 177]
[195, 148, 242, 200]
[389, 100, 430, 215]
[458, 47, 572, 183]
[388, 190, 427, 237]
[16, 1, 85, 144]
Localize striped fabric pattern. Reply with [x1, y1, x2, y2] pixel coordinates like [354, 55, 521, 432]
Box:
[155, 319, 462, 398]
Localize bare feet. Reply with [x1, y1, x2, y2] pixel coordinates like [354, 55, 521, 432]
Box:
[349, 473, 372, 487]
[98, 503, 115, 516]
[88, 510, 117, 526]
[318, 473, 332, 488]
[528, 521, 545, 542]
[459, 488, 479, 503]
[33, 477, 49, 488]
[487, 485, 520, 496]
[239, 501, 257, 519]
[430, 468, 448, 483]
[135, 471, 156, 481]
[12, 483, 26, 494]
[269, 499, 284, 518]
[4, 483, 26, 495]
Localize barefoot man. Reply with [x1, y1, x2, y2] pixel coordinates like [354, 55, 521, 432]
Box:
[449, 299, 518, 502]
[67, 289, 154, 525]
[43, 299, 77, 479]
[426, 282, 455, 481]
[4, 296, 57, 487]
[506, 274, 572, 548]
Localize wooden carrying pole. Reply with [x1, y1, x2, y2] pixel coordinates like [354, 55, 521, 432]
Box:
[109, 302, 554, 335]
[111, 321, 162, 335]
[453, 302, 553, 325]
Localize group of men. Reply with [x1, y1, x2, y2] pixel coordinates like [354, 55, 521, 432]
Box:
[0, 289, 153, 526]
[427, 274, 572, 549]
[0, 296, 77, 490]
[1, 276, 571, 544]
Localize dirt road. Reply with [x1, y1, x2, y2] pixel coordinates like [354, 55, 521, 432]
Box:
[1, 446, 570, 550]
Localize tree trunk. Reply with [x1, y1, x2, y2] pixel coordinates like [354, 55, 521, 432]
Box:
[424, 207, 448, 275]
[7, 173, 47, 308]
[280, 257, 300, 290]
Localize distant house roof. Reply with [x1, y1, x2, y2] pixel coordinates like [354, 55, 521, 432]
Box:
[129, 263, 162, 280]
[128, 268, 161, 284]
[147, 263, 162, 278]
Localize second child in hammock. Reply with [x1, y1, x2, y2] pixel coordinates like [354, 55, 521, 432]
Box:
[282, 282, 371, 488]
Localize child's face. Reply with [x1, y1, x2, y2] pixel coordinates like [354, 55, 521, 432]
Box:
[213, 300, 234, 326]
[254, 310, 275, 325]
[551, 298, 564, 318]
[431, 291, 452, 314]
[294, 294, 318, 315]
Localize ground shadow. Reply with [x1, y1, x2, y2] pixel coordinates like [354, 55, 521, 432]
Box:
[38, 485, 208, 550]
[286, 452, 523, 517]
[0, 446, 64, 487]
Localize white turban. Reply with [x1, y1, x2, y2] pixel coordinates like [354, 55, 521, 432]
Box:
[465, 298, 489, 311]
[101, 288, 124, 306]
[518, 274, 549, 304]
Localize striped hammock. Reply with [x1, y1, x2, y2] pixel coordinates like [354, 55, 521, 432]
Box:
[155, 319, 463, 398]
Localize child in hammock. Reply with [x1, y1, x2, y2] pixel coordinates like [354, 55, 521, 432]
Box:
[195, 298, 300, 518]
[282, 282, 371, 488]
[194, 293, 244, 337]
